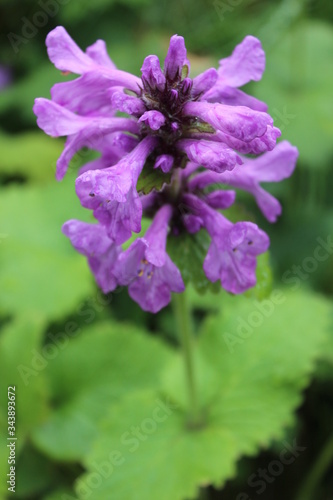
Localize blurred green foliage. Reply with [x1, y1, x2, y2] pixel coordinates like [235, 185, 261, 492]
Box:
[0, 0, 333, 499]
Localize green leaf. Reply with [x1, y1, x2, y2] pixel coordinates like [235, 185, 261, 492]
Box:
[136, 161, 171, 195]
[77, 390, 238, 500]
[32, 321, 173, 461]
[77, 288, 330, 499]
[315, 310, 333, 380]
[167, 230, 221, 294]
[0, 64, 73, 123]
[253, 20, 333, 169]
[15, 445, 57, 498]
[0, 316, 49, 495]
[0, 179, 95, 319]
[43, 490, 79, 500]
[244, 252, 273, 300]
[0, 132, 63, 183]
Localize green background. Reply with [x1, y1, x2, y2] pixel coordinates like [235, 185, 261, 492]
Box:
[0, 0, 333, 499]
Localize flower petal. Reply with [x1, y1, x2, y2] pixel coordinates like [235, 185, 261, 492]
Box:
[46, 26, 96, 74]
[218, 35, 265, 87]
[164, 35, 188, 80]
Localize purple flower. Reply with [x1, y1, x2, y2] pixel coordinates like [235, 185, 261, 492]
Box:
[75, 136, 157, 243]
[114, 205, 185, 312]
[184, 195, 270, 294]
[183, 101, 274, 143]
[203, 36, 267, 111]
[189, 141, 298, 222]
[178, 139, 242, 172]
[62, 220, 120, 293]
[164, 35, 189, 80]
[34, 29, 297, 310]
[33, 98, 139, 180]
[34, 28, 281, 184]
[138, 110, 166, 131]
[46, 26, 140, 91]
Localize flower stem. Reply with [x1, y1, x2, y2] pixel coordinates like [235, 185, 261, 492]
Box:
[173, 291, 201, 428]
[294, 433, 333, 500]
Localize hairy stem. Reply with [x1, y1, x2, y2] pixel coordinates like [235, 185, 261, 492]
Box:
[173, 292, 201, 428]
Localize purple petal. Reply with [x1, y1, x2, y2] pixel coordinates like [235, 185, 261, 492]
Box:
[204, 219, 269, 294]
[33, 98, 139, 138]
[178, 138, 242, 172]
[184, 101, 274, 142]
[78, 157, 111, 176]
[244, 140, 299, 182]
[115, 239, 147, 285]
[51, 73, 118, 115]
[183, 214, 204, 233]
[75, 132, 138, 177]
[183, 194, 269, 293]
[154, 154, 174, 173]
[34, 98, 88, 136]
[62, 220, 120, 292]
[111, 90, 146, 115]
[127, 252, 184, 313]
[188, 141, 297, 223]
[181, 77, 193, 94]
[203, 82, 268, 112]
[46, 27, 141, 92]
[46, 26, 96, 74]
[114, 205, 184, 312]
[94, 189, 143, 244]
[218, 35, 265, 87]
[204, 190, 236, 209]
[192, 125, 281, 155]
[75, 137, 156, 237]
[252, 186, 282, 223]
[192, 68, 218, 96]
[76, 165, 132, 205]
[164, 35, 188, 80]
[62, 219, 111, 255]
[139, 110, 166, 131]
[144, 205, 173, 266]
[85, 39, 116, 69]
[141, 55, 166, 91]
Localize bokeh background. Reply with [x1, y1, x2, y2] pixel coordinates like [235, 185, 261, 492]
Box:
[0, 0, 333, 499]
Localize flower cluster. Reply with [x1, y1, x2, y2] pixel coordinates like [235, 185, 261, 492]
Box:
[34, 27, 298, 312]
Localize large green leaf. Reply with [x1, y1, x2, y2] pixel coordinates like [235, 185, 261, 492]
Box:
[0, 132, 63, 183]
[77, 288, 330, 500]
[0, 64, 73, 123]
[0, 316, 49, 495]
[43, 490, 79, 500]
[0, 179, 94, 319]
[15, 445, 58, 498]
[32, 321, 173, 461]
[253, 20, 333, 169]
[316, 310, 333, 380]
[77, 390, 238, 500]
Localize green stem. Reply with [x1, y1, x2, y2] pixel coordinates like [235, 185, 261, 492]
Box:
[294, 433, 333, 500]
[173, 292, 201, 428]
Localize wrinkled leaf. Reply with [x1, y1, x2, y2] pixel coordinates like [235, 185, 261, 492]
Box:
[77, 289, 330, 500]
[32, 321, 173, 461]
[0, 179, 94, 319]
